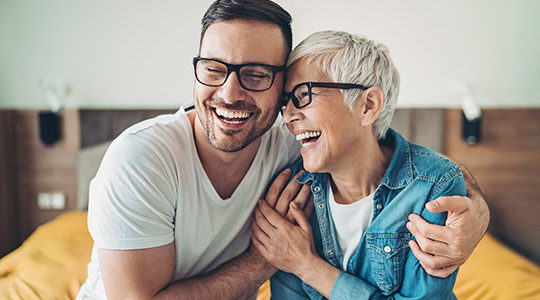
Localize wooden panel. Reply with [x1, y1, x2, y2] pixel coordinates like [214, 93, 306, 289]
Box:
[0, 110, 21, 257]
[390, 108, 445, 152]
[390, 109, 412, 140]
[80, 109, 176, 147]
[14, 110, 80, 240]
[79, 110, 111, 148]
[444, 108, 540, 265]
[411, 109, 445, 153]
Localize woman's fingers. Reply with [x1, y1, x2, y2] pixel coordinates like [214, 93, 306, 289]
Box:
[265, 169, 292, 208]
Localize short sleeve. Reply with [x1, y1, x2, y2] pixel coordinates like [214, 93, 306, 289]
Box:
[87, 132, 178, 250]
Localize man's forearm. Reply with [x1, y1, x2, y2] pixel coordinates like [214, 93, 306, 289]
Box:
[448, 157, 490, 235]
[459, 162, 490, 234]
[155, 249, 276, 300]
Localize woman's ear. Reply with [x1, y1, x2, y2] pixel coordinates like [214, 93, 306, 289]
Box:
[358, 87, 385, 126]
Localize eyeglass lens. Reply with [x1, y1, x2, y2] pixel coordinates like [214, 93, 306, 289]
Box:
[195, 59, 276, 91]
[292, 84, 311, 108]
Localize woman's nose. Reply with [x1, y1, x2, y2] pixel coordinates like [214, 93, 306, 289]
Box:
[281, 100, 302, 124]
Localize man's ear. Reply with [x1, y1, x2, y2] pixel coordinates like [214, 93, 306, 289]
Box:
[358, 87, 385, 126]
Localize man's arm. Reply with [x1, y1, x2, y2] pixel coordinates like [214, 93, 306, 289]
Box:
[98, 243, 274, 300]
[407, 159, 490, 277]
[98, 169, 312, 300]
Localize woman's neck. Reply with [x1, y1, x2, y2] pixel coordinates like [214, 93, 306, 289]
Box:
[330, 142, 393, 205]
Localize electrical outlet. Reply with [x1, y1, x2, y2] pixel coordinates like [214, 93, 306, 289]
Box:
[50, 192, 65, 209]
[37, 192, 65, 210]
[38, 193, 52, 209]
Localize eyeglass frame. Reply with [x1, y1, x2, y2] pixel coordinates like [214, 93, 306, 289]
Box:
[282, 81, 371, 110]
[193, 57, 286, 92]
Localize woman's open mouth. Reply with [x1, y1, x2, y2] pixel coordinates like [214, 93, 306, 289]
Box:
[296, 131, 322, 148]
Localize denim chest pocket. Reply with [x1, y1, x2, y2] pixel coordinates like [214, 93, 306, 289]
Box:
[366, 233, 411, 295]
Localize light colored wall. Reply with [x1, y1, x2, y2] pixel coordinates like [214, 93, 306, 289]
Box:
[1, 0, 539, 109]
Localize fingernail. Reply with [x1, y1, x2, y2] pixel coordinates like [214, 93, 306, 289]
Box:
[406, 222, 412, 230]
[290, 202, 298, 209]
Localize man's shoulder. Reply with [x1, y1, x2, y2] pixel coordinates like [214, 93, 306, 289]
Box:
[121, 109, 187, 137]
[408, 143, 461, 178]
[103, 109, 194, 168]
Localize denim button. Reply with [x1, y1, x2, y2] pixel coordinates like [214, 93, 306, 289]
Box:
[314, 186, 321, 192]
[318, 203, 325, 210]
[384, 246, 392, 253]
[376, 204, 383, 210]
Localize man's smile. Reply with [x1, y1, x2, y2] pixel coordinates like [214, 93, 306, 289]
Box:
[214, 107, 253, 125]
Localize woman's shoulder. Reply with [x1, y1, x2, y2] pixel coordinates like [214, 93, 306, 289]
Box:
[407, 142, 462, 181]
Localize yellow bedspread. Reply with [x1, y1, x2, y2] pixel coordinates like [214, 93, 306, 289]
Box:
[0, 211, 92, 300]
[454, 233, 540, 300]
[2, 211, 539, 300]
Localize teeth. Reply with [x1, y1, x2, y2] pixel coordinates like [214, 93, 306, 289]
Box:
[215, 108, 250, 119]
[295, 131, 321, 141]
[302, 141, 316, 148]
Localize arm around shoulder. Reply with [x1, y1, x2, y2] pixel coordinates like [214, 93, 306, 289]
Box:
[407, 159, 490, 277]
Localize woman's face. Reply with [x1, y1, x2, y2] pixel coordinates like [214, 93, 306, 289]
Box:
[282, 59, 366, 174]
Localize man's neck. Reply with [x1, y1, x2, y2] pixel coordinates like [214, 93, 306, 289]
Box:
[189, 111, 261, 199]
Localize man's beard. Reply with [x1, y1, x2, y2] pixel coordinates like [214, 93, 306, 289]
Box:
[199, 99, 278, 152]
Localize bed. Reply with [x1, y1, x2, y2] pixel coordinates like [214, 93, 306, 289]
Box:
[1, 109, 539, 299]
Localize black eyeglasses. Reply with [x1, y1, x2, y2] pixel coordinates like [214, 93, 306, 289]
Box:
[282, 82, 371, 109]
[193, 57, 286, 92]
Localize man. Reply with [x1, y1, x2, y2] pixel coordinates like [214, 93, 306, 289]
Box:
[77, 0, 489, 299]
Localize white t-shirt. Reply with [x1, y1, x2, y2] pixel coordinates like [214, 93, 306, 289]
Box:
[328, 184, 374, 272]
[77, 106, 300, 299]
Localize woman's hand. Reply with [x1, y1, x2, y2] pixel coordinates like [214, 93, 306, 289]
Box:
[264, 169, 313, 221]
[251, 200, 340, 298]
[251, 199, 316, 276]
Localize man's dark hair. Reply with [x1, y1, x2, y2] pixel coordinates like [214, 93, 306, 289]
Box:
[200, 0, 293, 54]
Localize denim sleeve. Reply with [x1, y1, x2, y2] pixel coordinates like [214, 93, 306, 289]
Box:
[270, 271, 310, 300]
[329, 175, 466, 300]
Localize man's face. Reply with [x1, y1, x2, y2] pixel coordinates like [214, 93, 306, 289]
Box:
[194, 19, 287, 152]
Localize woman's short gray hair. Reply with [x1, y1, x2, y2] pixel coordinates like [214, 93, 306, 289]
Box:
[287, 30, 400, 139]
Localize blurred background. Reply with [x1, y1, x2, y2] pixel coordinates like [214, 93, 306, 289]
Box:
[1, 0, 539, 109]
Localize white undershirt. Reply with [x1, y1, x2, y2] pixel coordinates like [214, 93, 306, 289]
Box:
[328, 184, 374, 272]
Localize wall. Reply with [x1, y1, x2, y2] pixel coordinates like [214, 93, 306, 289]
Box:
[1, 0, 539, 110]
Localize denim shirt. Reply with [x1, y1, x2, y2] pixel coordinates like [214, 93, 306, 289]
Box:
[270, 129, 466, 300]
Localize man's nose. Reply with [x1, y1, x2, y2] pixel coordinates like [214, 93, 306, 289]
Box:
[217, 71, 246, 103]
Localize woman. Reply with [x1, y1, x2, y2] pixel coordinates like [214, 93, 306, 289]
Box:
[251, 30, 465, 299]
